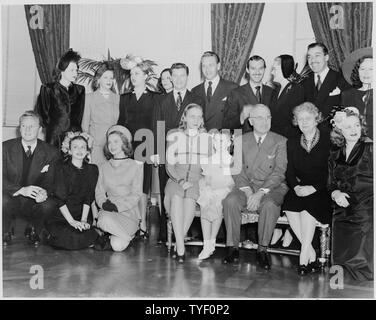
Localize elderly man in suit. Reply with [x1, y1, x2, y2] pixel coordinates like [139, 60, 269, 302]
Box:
[152, 63, 204, 243]
[302, 42, 350, 127]
[222, 104, 288, 270]
[3, 111, 60, 246]
[192, 51, 238, 131]
[222, 55, 275, 131]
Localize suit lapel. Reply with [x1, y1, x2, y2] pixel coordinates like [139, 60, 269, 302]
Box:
[242, 84, 257, 104]
[27, 141, 45, 184]
[206, 79, 225, 119]
[11, 139, 24, 184]
[316, 69, 337, 104]
[261, 85, 272, 105]
[252, 132, 273, 171]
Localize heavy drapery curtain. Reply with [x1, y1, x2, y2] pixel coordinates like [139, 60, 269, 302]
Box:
[25, 4, 70, 84]
[307, 2, 372, 71]
[211, 3, 265, 83]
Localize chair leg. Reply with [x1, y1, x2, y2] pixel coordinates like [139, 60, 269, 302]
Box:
[325, 227, 331, 266]
[167, 218, 173, 253]
[318, 226, 328, 268]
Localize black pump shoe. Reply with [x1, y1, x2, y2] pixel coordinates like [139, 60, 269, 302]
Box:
[298, 264, 310, 276]
[177, 254, 185, 263]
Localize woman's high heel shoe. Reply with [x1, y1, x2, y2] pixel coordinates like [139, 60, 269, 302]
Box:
[136, 229, 149, 240]
[177, 254, 185, 263]
[297, 264, 310, 276]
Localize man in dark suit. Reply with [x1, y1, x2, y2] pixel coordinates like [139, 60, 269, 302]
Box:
[222, 104, 288, 270]
[191, 51, 238, 131]
[222, 55, 275, 131]
[152, 63, 204, 243]
[3, 111, 60, 246]
[302, 43, 350, 124]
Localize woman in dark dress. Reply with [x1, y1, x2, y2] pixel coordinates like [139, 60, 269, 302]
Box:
[341, 47, 373, 138]
[35, 49, 85, 149]
[328, 107, 373, 281]
[45, 133, 100, 250]
[269, 54, 305, 139]
[282, 102, 331, 275]
[117, 58, 158, 237]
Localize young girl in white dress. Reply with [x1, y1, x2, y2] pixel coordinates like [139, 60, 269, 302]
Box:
[197, 131, 234, 260]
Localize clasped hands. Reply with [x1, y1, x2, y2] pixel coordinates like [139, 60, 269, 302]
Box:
[68, 219, 90, 232]
[243, 188, 263, 211]
[19, 186, 48, 203]
[294, 185, 316, 197]
[331, 190, 350, 208]
[102, 199, 118, 212]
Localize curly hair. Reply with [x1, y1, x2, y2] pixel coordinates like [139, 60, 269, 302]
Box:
[292, 102, 323, 126]
[330, 109, 368, 147]
[92, 62, 115, 92]
[64, 135, 90, 163]
[54, 49, 81, 81]
[350, 56, 373, 89]
[103, 131, 134, 160]
[178, 103, 206, 133]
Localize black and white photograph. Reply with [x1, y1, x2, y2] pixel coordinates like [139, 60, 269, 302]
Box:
[1, 0, 374, 302]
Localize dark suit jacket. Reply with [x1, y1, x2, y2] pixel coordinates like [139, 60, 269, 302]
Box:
[2, 138, 60, 197]
[153, 90, 204, 159]
[233, 131, 288, 202]
[222, 83, 275, 131]
[191, 78, 238, 131]
[302, 69, 350, 119]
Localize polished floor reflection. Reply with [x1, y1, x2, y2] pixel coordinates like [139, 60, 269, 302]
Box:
[3, 219, 374, 298]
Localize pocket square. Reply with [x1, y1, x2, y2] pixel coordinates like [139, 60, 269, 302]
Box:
[222, 97, 227, 101]
[329, 87, 341, 96]
[267, 154, 275, 159]
[41, 165, 49, 173]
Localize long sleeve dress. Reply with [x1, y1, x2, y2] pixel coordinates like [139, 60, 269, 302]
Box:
[328, 137, 373, 281]
[117, 89, 158, 194]
[35, 82, 85, 149]
[96, 158, 144, 241]
[164, 130, 211, 213]
[282, 129, 332, 224]
[45, 161, 99, 250]
[81, 90, 119, 165]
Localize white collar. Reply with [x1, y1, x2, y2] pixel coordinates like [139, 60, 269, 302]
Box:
[315, 66, 330, 83]
[253, 132, 267, 144]
[21, 140, 37, 154]
[205, 75, 220, 91]
[249, 82, 263, 93]
[173, 89, 187, 100]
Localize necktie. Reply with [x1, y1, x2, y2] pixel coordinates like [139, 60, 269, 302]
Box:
[255, 86, 261, 103]
[26, 145, 32, 158]
[316, 75, 322, 92]
[207, 81, 213, 102]
[176, 92, 182, 111]
[257, 136, 262, 147]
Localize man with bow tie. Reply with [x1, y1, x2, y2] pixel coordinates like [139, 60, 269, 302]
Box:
[3, 111, 60, 246]
[222, 104, 288, 270]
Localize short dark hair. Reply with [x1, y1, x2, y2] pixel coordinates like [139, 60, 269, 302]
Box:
[66, 135, 90, 163]
[92, 62, 115, 92]
[57, 48, 81, 72]
[103, 131, 133, 160]
[171, 63, 189, 76]
[246, 55, 266, 69]
[19, 110, 42, 127]
[201, 51, 220, 64]
[307, 42, 329, 55]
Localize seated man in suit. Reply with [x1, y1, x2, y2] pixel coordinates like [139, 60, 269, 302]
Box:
[302, 42, 350, 131]
[3, 111, 60, 246]
[192, 51, 238, 131]
[152, 62, 204, 243]
[222, 104, 288, 270]
[222, 55, 275, 131]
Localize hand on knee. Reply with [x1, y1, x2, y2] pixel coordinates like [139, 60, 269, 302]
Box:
[110, 236, 130, 252]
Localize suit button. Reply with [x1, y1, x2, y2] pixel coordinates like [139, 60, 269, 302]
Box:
[246, 165, 248, 169]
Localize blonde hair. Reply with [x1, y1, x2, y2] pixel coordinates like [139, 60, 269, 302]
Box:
[178, 103, 206, 133]
[292, 102, 323, 126]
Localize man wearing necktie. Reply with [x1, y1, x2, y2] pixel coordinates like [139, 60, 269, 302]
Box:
[152, 63, 204, 243]
[223, 55, 275, 131]
[2, 111, 60, 246]
[192, 51, 238, 131]
[302, 42, 350, 126]
[222, 104, 288, 270]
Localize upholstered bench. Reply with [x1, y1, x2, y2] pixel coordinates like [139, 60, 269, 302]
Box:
[166, 210, 331, 267]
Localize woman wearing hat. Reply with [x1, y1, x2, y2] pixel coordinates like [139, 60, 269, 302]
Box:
[342, 47, 373, 138]
[95, 125, 144, 251]
[269, 54, 305, 139]
[35, 49, 85, 149]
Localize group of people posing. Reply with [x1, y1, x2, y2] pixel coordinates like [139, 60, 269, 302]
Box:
[2, 42, 373, 281]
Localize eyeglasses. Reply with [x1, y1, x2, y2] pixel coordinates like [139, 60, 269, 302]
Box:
[250, 116, 272, 121]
